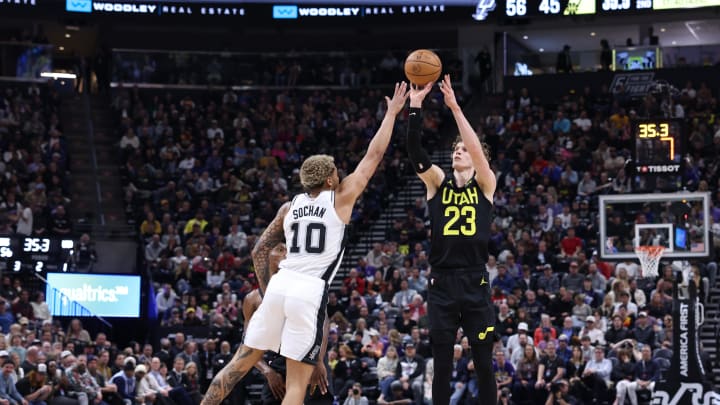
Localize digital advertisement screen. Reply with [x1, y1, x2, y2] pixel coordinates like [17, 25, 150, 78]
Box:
[46, 273, 141, 318]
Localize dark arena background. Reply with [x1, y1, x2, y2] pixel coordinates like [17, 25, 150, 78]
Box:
[0, 0, 719, 404]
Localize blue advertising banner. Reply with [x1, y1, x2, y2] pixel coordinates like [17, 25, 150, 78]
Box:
[46, 273, 141, 318]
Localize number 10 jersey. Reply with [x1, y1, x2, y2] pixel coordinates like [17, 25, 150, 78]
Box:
[280, 190, 347, 284]
[427, 175, 492, 271]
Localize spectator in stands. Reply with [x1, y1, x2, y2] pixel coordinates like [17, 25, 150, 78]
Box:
[378, 380, 412, 405]
[448, 344, 468, 405]
[87, 355, 123, 405]
[15, 363, 51, 405]
[581, 347, 611, 402]
[73, 234, 98, 273]
[615, 345, 658, 405]
[513, 343, 539, 404]
[0, 300, 14, 333]
[147, 358, 193, 405]
[111, 362, 137, 405]
[0, 359, 29, 405]
[377, 346, 398, 396]
[392, 342, 424, 402]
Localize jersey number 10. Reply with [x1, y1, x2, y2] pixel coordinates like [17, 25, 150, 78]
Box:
[443, 206, 477, 236]
[289, 222, 327, 254]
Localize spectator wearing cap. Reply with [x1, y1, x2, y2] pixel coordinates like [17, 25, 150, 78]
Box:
[0, 359, 28, 405]
[579, 316, 606, 346]
[507, 322, 534, 357]
[15, 363, 50, 405]
[581, 346, 612, 403]
[632, 312, 654, 349]
[111, 359, 137, 405]
[391, 342, 424, 403]
[556, 335, 572, 363]
[66, 355, 104, 405]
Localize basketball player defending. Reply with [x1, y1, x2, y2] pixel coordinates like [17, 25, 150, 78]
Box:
[201, 82, 409, 405]
[406, 75, 497, 405]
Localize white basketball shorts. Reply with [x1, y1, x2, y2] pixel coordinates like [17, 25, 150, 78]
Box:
[243, 268, 328, 364]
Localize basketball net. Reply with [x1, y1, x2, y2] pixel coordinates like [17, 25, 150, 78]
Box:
[634, 245, 665, 278]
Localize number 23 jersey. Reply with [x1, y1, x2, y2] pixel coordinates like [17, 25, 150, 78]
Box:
[280, 190, 347, 283]
[427, 176, 492, 271]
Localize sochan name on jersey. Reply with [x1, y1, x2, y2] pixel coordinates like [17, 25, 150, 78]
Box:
[59, 284, 130, 303]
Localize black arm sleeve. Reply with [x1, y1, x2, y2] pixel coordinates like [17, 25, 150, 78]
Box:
[406, 107, 432, 173]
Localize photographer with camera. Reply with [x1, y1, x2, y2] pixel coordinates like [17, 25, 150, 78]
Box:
[545, 380, 577, 405]
[343, 383, 368, 405]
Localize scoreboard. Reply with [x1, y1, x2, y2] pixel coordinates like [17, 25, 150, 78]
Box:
[0, 236, 74, 273]
[501, 0, 718, 17]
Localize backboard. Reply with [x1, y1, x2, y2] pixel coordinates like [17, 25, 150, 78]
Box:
[598, 192, 711, 260]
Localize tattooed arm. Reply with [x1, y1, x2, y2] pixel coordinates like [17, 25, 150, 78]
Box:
[252, 202, 290, 293]
[201, 345, 264, 405]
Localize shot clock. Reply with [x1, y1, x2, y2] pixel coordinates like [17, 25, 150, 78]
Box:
[632, 119, 683, 175]
[0, 236, 74, 273]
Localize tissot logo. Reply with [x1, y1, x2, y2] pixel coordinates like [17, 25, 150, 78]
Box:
[66, 0, 91, 12]
[273, 5, 298, 18]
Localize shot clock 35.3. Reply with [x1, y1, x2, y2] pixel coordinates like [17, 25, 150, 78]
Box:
[0, 237, 74, 273]
[633, 120, 683, 174]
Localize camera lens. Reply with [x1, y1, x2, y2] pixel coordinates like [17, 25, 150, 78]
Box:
[352, 389, 359, 395]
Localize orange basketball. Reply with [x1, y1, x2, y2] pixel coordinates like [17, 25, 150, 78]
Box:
[404, 49, 442, 86]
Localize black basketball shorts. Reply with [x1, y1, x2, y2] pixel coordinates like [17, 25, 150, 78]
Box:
[427, 269, 496, 345]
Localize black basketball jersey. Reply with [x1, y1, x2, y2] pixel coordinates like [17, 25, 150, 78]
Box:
[427, 175, 492, 271]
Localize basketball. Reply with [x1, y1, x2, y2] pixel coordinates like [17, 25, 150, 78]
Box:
[404, 49, 442, 86]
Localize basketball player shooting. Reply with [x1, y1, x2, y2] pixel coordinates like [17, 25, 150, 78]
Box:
[406, 74, 497, 405]
[201, 82, 409, 405]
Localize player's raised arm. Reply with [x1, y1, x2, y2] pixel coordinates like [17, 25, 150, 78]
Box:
[407, 82, 445, 199]
[439, 74, 496, 202]
[335, 82, 409, 221]
[251, 203, 290, 293]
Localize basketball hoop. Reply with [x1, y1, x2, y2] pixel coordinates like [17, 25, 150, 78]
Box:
[634, 246, 665, 278]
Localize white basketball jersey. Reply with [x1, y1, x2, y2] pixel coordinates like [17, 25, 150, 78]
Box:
[279, 191, 346, 283]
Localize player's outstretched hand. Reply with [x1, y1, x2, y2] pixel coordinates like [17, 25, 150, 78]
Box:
[439, 74, 459, 111]
[409, 81, 434, 108]
[385, 82, 410, 116]
[309, 363, 329, 395]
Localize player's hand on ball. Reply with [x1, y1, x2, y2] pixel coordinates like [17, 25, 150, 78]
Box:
[439, 74, 459, 111]
[385, 82, 410, 116]
[409, 81, 434, 108]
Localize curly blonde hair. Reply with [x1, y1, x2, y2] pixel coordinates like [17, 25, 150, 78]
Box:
[300, 154, 336, 190]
